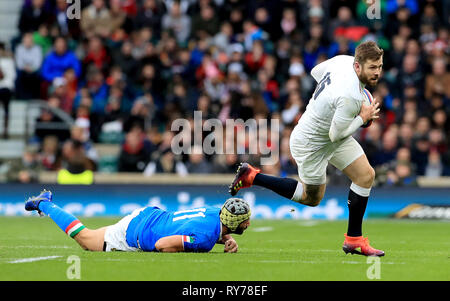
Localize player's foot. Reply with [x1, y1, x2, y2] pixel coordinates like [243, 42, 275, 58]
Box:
[228, 163, 260, 196]
[342, 234, 385, 257]
[25, 189, 53, 216]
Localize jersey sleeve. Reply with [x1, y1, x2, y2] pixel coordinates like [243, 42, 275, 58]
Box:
[329, 97, 364, 142]
[182, 233, 215, 252]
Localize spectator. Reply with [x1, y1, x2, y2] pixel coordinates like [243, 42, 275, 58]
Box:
[428, 128, 447, 154]
[15, 32, 43, 99]
[144, 146, 187, 176]
[213, 153, 240, 174]
[425, 57, 450, 100]
[254, 6, 278, 41]
[80, 0, 113, 39]
[415, 116, 431, 138]
[39, 135, 61, 171]
[32, 24, 53, 56]
[328, 6, 358, 43]
[185, 145, 213, 174]
[212, 21, 234, 52]
[6, 145, 42, 183]
[280, 8, 297, 38]
[162, 1, 191, 45]
[0, 43, 16, 139]
[385, 163, 417, 186]
[242, 20, 267, 52]
[33, 104, 70, 142]
[398, 54, 424, 98]
[83, 36, 111, 73]
[245, 40, 267, 75]
[112, 41, 139, 82]
[40, 37, 81, 98]
[109, 0, 130, 35]
[134, 0, 164, 38]
[191, 5, 220, 39]
[50, 76, 72, 114]
[281, 89, 302, 125]
[118, 126, 153, 172]
[57, 139, 94, 185]
[360, 121, 383, 166]
[123, 93, 156, 132]
[70, 124, 98, 169]
[374, 129, 399, 166]
[18, 0, 51, 34]
[411, 135, 430, 175]
[50, 0, 81, 39]
[425, 149, 444, 178]
[83, 66, 109, 116]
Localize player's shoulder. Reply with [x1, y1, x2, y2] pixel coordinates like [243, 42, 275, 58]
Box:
[328, 56, 363, 102]
[331, 55, 355, 65]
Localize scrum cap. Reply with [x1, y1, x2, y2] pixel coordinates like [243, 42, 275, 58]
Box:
[220, 198, 251, 232]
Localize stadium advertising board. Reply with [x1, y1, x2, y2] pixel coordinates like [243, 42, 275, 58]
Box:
[0, 184, 449, 219]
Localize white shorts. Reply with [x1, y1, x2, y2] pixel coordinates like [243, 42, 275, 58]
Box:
[103, 207, 146, 252]
[289, 125, 364, 185]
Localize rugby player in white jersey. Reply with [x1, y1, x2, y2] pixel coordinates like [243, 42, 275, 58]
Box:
[229, 41, 385, 256]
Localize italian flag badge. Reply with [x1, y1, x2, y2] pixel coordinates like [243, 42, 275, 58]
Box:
[182, 235, 195, 243]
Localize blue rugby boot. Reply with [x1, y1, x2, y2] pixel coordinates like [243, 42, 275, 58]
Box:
[25, 189, 53, 216]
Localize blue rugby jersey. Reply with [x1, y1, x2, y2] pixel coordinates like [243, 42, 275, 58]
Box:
[125, 206, 222, 252]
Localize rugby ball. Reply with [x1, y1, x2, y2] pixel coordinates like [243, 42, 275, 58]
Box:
[361, 88, 374, 128]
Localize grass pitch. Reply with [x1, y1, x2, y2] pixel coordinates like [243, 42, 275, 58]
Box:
[0, 217, 449, 281]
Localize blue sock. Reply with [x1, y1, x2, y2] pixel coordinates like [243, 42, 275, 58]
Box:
[39, 202, 85, 238]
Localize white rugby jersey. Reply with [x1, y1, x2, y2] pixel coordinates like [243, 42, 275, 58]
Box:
[296, 55, 366, 143]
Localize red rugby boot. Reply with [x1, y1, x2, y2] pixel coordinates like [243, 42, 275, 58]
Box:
[228, 163, 261, 196]
[343, 234, 385, 257]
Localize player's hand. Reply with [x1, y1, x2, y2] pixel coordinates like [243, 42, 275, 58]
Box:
[359, 98, 380, 124]
[224, 238, 238, 253]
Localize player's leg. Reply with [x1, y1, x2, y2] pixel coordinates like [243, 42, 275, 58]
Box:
[330, 137, 384, 256]
[73, 227, 107, 251]
[229, 163, 326, 207]
[341, 154, 375, 237]
[229, 124, 328, 206]
[25, 190, 105, 251]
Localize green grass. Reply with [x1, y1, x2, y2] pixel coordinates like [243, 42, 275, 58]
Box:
[0, 217, 449, 281]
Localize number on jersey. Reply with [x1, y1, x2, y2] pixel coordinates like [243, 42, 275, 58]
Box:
[313, 72, 331, 100]
[172, 208, 206, 221]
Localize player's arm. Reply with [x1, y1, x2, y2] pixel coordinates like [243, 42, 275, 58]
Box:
[329, 98, 379, 143]
[154, 235, 184, 252]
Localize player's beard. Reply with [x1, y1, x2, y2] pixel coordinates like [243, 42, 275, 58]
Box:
[232, 227, 244, 235]
[359, 69, 379, 88]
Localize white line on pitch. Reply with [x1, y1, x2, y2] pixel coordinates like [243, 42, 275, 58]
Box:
[251, 227, 274, 232]
[8, 256, 62, 264]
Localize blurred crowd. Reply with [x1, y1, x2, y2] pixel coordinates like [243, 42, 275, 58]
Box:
[0, 0, 449, 186]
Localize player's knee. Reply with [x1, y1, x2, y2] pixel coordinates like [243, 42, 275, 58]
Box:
[73, 228, 96, 251]
[354, 166, 375, 188]
[74, 234, 90, 250]
[303, 186, 324, 207]
[364, 167, 376, 187]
